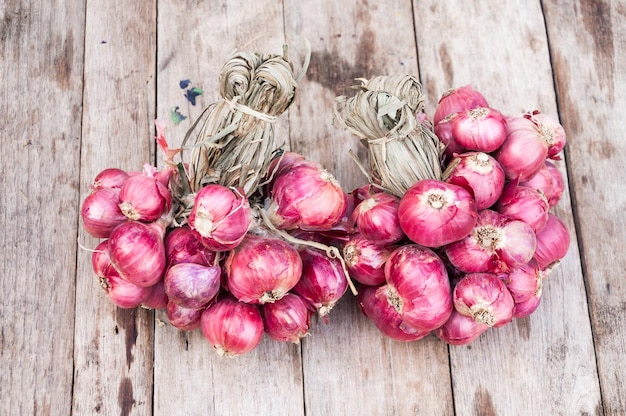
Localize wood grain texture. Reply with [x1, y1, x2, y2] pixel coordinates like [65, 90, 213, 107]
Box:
[413, 1, 602, 414]
[543, 1, 626, 414]
[72, 1, 157, 415]
[153, 2, 304, 415]
[284, 1, 454, 414]
[0, 1, 85, 415]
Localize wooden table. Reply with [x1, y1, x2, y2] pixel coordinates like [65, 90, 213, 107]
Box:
[2, 1, 624, 414]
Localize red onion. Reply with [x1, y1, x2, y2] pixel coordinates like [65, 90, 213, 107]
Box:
[451, 107, 507, 152]
[92, 240, 115, 277]
[358, 285, 430, 342]
[99, 269, 153, 309]
[433, 85, 489, 126]
[520, 160, 564, 207]
[351, 190, 404, 245]
[497, 182, 549, 233]
[495, 113, 550, 181]
[502, 261, 543, 304]
[398, 179, 478, 247]
[166, 300, 203, 331]
[292, 248, 348, 317]
[200, 297, 264, 355]
[107, 220, 166, 287]
[141, 278, 168, 310]
[445, 209, 536, 274]
[435, 115, 467, 161]
[261, 293, 312, 343]
[435, 308, 490, 345]
[513, 291, 542, 319]
[188, 184, 251, 252]
[533, 213, 570, 269]
[530, 111, 566, 159]
[91, 168, 130, 190]
[81, 188, 128, 238]
[343, 233, 392, 286]
[118, 174, 172, 222]
[446, 152, 505, 210]
[165, 225, 217, 267]
[164, 263, 221, 309]
[92, 240, 152, 308]
[225, 234, 302, 304]
[267, 161, 347, 231]
[385, 245, 453, 331]
[453, 273, 514, 327]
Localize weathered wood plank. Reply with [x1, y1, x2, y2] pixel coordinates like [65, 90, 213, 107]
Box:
[543, 1, 626, 414]
[0, 1, 84, 415]
[72, 1, 157, 415]
[284, 1, 454, 414]
[413, 1, 602, 414]
[153, 2, 304, 415]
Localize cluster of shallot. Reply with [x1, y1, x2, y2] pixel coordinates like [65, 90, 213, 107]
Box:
[81, 143, 351, 356]
[350, 85, 571, 345]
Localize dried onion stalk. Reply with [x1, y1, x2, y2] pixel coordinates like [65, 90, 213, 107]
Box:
[335, 75, 444, 197]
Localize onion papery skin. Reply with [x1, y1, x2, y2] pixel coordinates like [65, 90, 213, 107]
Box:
[165, 225, 217, 267]
[351, 190, 404, 245]
[118, 174, 172, 222]
[497, 183, 549, 233]
[398, 179, 478, 248]
[225, 234, 303, 304]
[267, 162, 347, 231]
[100, 269, 153, 309]
[502, 261, 543, 304]
[357, 285, 430, 342]
[164, 263, 221, 310]
[453, 273, 514, 328]
[107, 220, 166, 288]
[520, 160, 564, 207]
[81, 188, 128, 239]
[384, 245, 453, 332]
[495, 114, 549, 181]
[435, 308, 490, 346]
[188, 184, 252, 252]
[433, 85, 489, 126]
[141, 278, 168, 310]
[445, 209, 536, 274]
[434, 115, 467, 162]
[261, 293, 312, 343]
[91, 168, 130, 190]
[451, 107, 507, 152]
[200, 297, 264, 356]
[343, 233, 392, 286]
[292, 248, 348, 317]
[533, 213, 570, 270]
[446, 152, 505, 210]
[166, 300, 203, 331]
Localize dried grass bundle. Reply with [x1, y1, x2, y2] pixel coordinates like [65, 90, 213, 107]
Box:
[183, 46, 308, 195]
[335, 75, 445, 197]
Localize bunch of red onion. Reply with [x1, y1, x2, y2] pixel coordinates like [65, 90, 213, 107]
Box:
[80, 138, 352, 355]
[350, 84, 571, 345]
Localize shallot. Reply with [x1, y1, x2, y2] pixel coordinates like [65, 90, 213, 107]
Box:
[435, 308, 490, 346]
[200, 297, 264, 356]
[398, 179, 477, 247]
[351, 189, 404, 245]
[453, 273, 514, 327]
[225, 234, 302, 304]
[497, 182, 549, 233]
[261, 293, 312, 343]
[385, 245, 453, 331]
[358, 284, 429, 342]
[164, 263, 221, 309]
[343, 233, 392, 286]
[445, 152, 505, 210]
[188, 184, 251, 251]
[433, 84, 489, 125]
[292, 247, 348, 317]
[533, 213, 570, 269]
[81, 188, 127, 238]
[451, 107, 507, 152]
